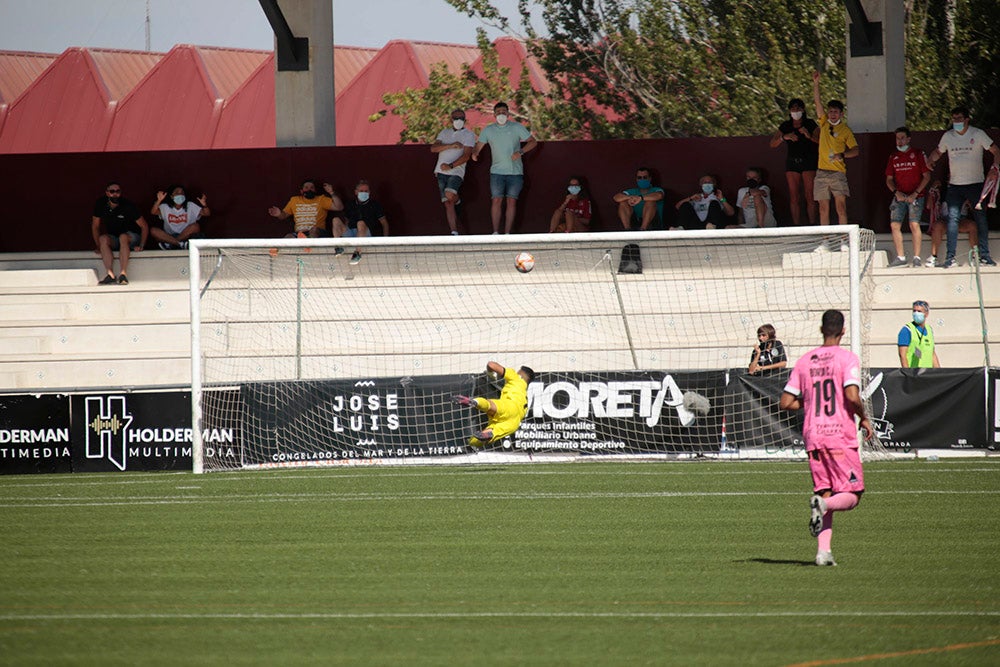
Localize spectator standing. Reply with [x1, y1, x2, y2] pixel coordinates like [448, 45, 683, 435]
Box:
[812, 71, 860, 225]
[674, 175, 734, 230]
[342, 180, 389, 264]
[150, 185, 209, 249]
[897, 300, 940, 368]
[924, 181, 978, 267]
[268, 179, 343, 238]
[614, 167, 665, 230]
[770, 98, 819, 225]
[884, 127, 932, 267]
[926, 106, 1000, 268]
[550, 177, 592, 233]
[472, 102, 537, 234]
[431, 108, 476, 235]
[91, 181, 148, 285]
[735, 167, 778, 228]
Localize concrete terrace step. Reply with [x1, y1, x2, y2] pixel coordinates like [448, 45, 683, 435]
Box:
[0, 268, 99, 288]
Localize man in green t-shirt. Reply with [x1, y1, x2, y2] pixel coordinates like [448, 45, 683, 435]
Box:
[472, 102, 538, 234]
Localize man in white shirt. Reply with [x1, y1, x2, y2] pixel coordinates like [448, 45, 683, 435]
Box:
[927, 106, 1000, 268]
[431, 108, 477, 235]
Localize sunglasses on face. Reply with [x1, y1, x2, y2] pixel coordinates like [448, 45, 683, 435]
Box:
[107, 188, 121, 193]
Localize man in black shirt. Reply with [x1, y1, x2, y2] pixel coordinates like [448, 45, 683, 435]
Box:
[342, 180, 389, 265]
[91, 181, 148, 285]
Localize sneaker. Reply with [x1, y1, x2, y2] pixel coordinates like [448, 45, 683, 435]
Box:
[887, 255, 907, 267]
[942, 257, 956, 269]
[809, 495, 827, 537]
[334, 247, 345, 256]
[912, 256, 921, 268]
[815, 550, 838, 567]
[116, 274, 129, 285]
[980, 256, 998, 267]
[450, 230, 459, 236]
[158, 242, 173, 250]
[349, 251, 362, 265]
[924, 256, 937, 268]
[98, 274, 117, 285]
[178, 241, 189, 250]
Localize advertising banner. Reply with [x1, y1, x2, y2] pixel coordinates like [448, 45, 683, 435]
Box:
[240, 370, 727, 464]
[0, 394, 72, 475]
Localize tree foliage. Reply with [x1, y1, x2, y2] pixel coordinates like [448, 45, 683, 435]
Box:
[377, 0, 999, 142]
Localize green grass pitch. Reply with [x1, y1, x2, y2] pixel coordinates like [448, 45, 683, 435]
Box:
[1, 460, 998, 665]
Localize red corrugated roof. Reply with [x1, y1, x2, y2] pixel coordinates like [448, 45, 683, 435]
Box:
[0, 39, 552, 152]
[0, 51, 58, 105]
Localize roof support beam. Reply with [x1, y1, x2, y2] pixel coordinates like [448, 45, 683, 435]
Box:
[258, 0, 309, 71]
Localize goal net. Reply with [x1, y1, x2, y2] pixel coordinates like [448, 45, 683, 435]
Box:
[189, 227, 880, 472]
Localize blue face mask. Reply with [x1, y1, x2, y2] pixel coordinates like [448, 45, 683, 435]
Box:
[953, 122, 965, 132]
[172, 194, 185, 205]
[636, 179, 651, 189]
[357, 191, 370, 203]
[568, 185, 582, 195]
[913, 311, 926, 325]
[701, 183, 715, 195]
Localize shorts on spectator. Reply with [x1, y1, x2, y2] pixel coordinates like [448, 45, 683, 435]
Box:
[437, 173, 464, 202]
[106, 231, 141, 251]
[813, 169, 850, 199]
[490, 173, 524, 199]
[889, 198, 925, 224]
[342, 227, 358, 238]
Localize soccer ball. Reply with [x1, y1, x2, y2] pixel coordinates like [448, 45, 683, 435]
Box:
[514, 251, 535, 273]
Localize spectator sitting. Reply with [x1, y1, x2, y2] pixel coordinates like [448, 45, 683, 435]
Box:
[674, 174, 735, 230]
[91, 181, 149, 286]
[734, 167, 778, 228]
[149, 185, 208, 249]
[925, 180, 978, 267]
[549, 176, 592, 233]
[613, 167, 664, 230]
[748, 324, 787, 375]
[268, 179, 343, 238]
[343, 180, 389, 265]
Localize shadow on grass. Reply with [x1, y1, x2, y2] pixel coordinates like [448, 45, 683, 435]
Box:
[738, 557, 815, 567]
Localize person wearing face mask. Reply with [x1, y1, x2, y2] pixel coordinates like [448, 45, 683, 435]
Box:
[770, 98, 819, 225]
[734, 167, 777, 228]
[884, 127, 931, 268]
[342, 180, 389, 264]
[431, 108, 477, 235]
[91, 181, 149, 285]
[549, 176, 592, 233]
[926, 106, 1000, 268]
[150, 184, 210, 250]
[674, 174, 734, 230]
[472, 102, 537, 234]
[811, 70, 859, 226]
[614, 167, 665, 230]
[268, 179, 343, 238]
[897, 300, 940, 368]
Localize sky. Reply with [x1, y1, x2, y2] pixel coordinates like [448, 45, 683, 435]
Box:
[0, 0, 531, 54]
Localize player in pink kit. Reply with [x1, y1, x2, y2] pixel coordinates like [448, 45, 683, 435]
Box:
[779, 310, 873, 566]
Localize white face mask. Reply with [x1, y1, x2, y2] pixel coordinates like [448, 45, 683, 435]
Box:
[897, 144, 910, 152]
[452, 119, 465, 130]
[357, 191, 370, 203]
[567, 185, 582, 195]
[828, 117, 842, 126]
[790, 111, 803, 120]
[495, 114, 508, 125]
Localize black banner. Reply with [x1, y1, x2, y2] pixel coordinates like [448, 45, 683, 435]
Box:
[866, 368, 988, 450]
[722, 371, 803, 453]
[240, 371, 727, 464]
[0, 394, 72, 475]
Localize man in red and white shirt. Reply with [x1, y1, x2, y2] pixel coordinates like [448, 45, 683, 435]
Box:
[884, 126, 931, 267]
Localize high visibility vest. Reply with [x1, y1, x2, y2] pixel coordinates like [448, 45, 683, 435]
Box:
[905, 322, 935, 368]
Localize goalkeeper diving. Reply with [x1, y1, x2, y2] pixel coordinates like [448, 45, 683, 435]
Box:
[455, 361, 536, 447]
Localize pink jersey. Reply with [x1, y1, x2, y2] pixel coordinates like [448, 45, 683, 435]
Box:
[784, 345, 862, 451]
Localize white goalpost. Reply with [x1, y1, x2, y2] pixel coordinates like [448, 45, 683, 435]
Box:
[189, 227, 879, 473]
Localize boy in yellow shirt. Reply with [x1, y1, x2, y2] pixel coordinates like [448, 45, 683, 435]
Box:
[812, 70, 860, 225]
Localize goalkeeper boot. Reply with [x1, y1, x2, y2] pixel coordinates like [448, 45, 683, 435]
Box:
[453, 395, 473, 407]
[815, 550, 837, 567]
[471, 428, 493, 443]
[808, 495, 827, 537]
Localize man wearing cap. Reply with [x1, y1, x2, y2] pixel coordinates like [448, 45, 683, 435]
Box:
[897, 300, 940, 368]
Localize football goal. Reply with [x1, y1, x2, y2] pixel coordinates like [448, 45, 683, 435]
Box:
[189, 227, 878, 472]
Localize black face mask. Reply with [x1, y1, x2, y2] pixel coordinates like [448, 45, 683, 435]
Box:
[746, 178, 759, 189]
[303, 191, 316, 199]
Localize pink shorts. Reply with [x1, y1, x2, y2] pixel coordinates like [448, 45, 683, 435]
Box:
[809, 447, 864, 494]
